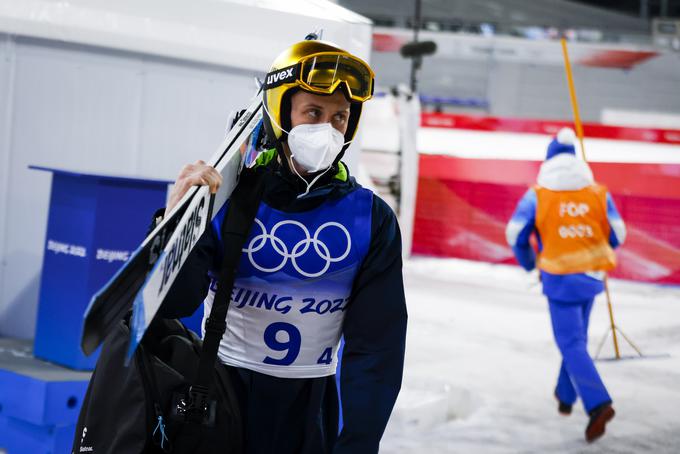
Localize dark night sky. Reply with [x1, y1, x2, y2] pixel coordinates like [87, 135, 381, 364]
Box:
[571, 0, 680, 18]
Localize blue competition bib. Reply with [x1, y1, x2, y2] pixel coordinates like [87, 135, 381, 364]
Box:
[204, 188, 373, 378]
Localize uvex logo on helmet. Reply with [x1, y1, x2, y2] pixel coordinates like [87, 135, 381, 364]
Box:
[264, 65, 298, 89]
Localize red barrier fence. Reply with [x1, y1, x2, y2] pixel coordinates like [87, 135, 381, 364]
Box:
[413, 155, 680, 284]
[421, 113, 680, 145]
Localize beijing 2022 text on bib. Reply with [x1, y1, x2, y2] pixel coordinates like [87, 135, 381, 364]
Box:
[204, 188, 373, 378]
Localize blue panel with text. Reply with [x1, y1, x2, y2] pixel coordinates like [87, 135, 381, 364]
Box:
[31, 166, 171, 370]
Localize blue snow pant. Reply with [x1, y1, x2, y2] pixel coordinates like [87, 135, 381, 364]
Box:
[548, 298, 611, 413]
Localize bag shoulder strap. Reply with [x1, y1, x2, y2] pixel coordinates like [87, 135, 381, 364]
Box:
[195, 168, 265, 391]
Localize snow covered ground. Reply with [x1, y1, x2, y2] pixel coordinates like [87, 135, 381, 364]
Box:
[382, 257, 680, 453]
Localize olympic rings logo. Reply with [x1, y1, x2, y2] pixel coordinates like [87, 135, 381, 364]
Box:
[243, 219, 352, 278]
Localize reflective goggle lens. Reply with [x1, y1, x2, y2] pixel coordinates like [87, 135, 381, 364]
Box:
[299, 54, 374, 102]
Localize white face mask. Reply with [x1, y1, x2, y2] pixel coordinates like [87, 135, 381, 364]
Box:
[287, 123, 347, 173]
[262, 101, 353, 197]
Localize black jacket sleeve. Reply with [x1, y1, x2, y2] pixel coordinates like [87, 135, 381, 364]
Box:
[334, 196, 407, 454]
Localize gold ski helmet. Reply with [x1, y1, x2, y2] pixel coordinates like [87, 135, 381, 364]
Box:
[262, 40, 375, 155]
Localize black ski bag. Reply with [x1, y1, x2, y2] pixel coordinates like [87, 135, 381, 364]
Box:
[72, 170, 264, 454]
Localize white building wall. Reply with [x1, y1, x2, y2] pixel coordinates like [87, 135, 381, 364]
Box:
[0, 35, 15, 333]
[0, 1, 373, 339]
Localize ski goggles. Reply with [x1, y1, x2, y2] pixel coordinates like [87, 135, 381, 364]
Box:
[263, 52, 375, 102]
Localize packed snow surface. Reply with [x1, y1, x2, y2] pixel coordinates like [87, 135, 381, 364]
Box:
[382, 257, 680, 453]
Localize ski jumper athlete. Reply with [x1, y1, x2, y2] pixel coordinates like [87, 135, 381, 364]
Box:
[505, 128, 626, 443]
[157, 40, 407, 454]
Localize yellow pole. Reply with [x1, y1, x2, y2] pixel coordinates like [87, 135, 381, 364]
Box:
[560, 39, 587, 161]
[560, 38, 621, 359]
[603, 276, 621, 358]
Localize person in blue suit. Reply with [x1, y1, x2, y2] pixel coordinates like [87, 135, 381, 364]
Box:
[505, 128, 626, 443]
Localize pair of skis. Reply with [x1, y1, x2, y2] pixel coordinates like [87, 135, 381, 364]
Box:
[81, 90, 264, 358]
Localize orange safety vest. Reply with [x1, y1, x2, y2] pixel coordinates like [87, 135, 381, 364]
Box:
[534, 184, 616, 274]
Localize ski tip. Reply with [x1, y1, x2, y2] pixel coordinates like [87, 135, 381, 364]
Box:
[81, 331, 102, 356]
[80, 294, 105, 355]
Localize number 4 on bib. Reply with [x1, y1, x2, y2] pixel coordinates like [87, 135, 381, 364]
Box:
[317, 347, 333, 365]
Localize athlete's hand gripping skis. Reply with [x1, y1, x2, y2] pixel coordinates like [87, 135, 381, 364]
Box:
[81, 91, 263, 357]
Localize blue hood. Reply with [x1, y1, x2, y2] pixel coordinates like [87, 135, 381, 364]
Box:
[546, 138, 576, 160]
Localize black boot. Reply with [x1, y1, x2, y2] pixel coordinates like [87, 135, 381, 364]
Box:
[585, 402, 615, 443]
[554, 390, 572, 416]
